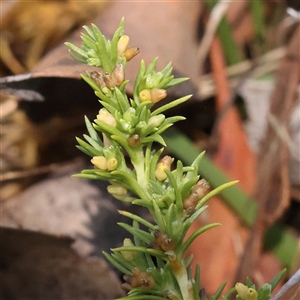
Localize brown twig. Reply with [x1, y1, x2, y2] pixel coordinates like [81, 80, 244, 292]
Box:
[0, 158, 83, 182]
[235, 24, 300, 283]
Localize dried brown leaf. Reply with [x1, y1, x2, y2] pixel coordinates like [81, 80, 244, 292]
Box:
[0, 226, 124, 299]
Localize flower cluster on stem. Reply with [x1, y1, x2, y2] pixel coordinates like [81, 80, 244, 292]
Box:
[66, 18, 286, 300]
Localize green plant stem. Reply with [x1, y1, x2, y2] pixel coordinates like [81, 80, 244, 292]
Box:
[168, 254, 194, 300]
[131, 147, 148, 190]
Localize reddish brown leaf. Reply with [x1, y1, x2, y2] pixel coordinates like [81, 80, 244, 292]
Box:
[186, 36, 256, 295]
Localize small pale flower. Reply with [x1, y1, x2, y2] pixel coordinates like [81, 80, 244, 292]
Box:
[150, 88, 167, 103]
[245, 288, 258, 300]
[155, 156, 173, 181]
[107, 184, 127, 196]
[111, 63, 125, 86]
[117, 35, 130, 55]
[97, 108, 116, 127]
[235, 283, 250, 300]
[91, 156, 107, 170]
[124, 47, 140, 61]
[107, 157, 118, 170]
[139, 89, 151, 102]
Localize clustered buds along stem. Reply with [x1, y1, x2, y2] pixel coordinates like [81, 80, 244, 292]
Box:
[91, 156, 118, 171]
[139, 88, 167, 103]
[118, 35, 140, 61]
[90, 64, 125, 89]
[106, 63, 125, 88]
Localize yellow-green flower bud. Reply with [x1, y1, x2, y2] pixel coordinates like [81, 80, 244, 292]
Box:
[91, 156, 107, 170]
[155, 156, 173, 181]
[245, 288, 258, 300]
[155, 164, 168, 181]
[117, 35, 130, 55]
[121, 238, 136, 261]
[150, 88, 167, 103]
[148, 114, 165, 127]
[107, 184, 127, 196]
[236, 283, 251, 300]
[107, 157, 118, 171]
[97, 108, 116, 127]
[124, 47, 140, 61]
[139, 89, 151, 102]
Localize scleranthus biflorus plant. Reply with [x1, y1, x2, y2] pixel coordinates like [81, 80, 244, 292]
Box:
[65, 18, 286, 300]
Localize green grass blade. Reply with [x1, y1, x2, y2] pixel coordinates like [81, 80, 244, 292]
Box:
[204, 0, 241, 65]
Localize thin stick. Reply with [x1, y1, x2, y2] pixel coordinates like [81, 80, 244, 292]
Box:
[198, 47, 286, 99]
[197, 0, 232, 71]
